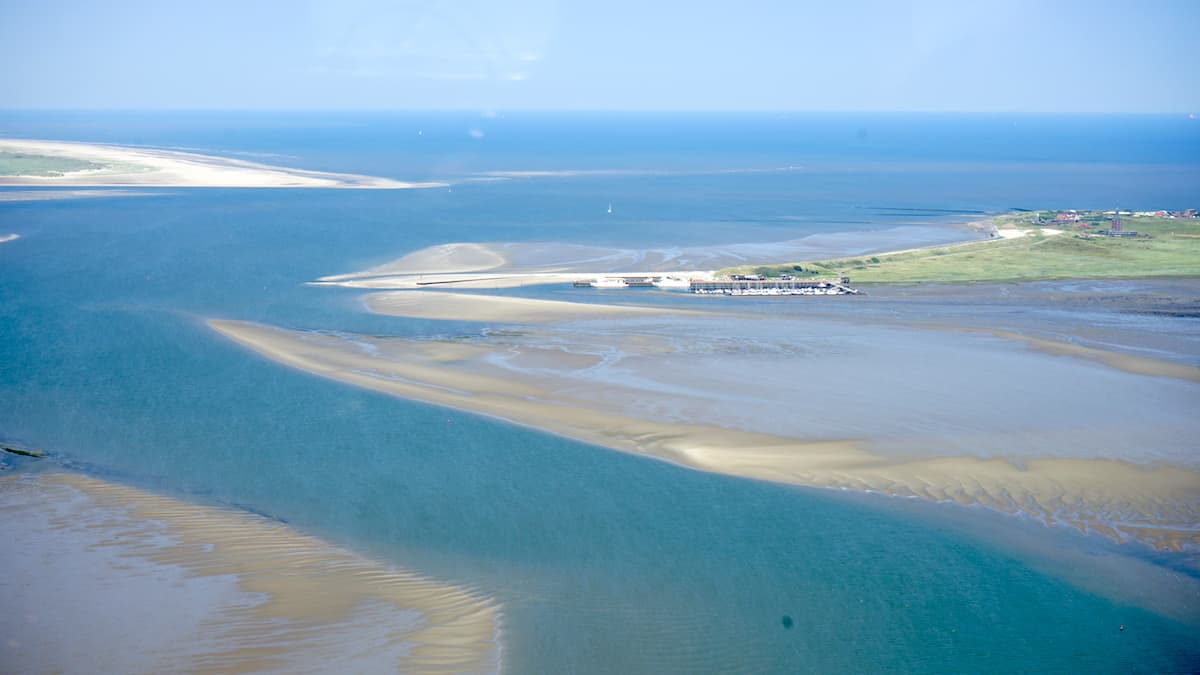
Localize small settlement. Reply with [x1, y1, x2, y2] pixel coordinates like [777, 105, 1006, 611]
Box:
[1029, 208, 1197, 238]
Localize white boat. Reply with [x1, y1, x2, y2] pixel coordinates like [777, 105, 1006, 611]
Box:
[651, 276, 691, 289]
[590, 277, 629, 289]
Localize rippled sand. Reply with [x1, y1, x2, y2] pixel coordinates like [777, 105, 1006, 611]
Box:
[0, 472, 501, 674]
[211, 311, 1200, 553]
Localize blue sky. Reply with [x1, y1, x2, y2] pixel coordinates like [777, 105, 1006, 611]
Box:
[2, 0, 1197, 111]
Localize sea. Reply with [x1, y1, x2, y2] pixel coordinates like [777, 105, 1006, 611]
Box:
[1, 111, 1198, 673]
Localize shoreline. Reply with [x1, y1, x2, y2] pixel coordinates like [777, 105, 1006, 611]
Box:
[0, 139, 444, 189]
[0, 471, 502, 674]
[315, 224, 986, 291]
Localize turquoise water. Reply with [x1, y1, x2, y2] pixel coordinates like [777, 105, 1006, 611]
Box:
[2, 113, 1199, 672]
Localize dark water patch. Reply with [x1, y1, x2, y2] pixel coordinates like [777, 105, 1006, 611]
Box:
[865, 206, 989, 215]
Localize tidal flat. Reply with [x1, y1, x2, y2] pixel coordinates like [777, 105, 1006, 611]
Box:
[212, 276, 1200, 560]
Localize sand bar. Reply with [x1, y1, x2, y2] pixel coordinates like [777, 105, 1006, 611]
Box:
[0, 139, 442, 189]
[211, 318, 1200, 552]
[0, 472, 501, 674]
[317, 271, 654, 290]
[959, 327, 1200, 383]
[366, 290, 707, 323]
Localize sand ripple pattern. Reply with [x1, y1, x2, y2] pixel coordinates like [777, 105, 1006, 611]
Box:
[210, 318, 1200, 554]
[0, 473, 501, 675]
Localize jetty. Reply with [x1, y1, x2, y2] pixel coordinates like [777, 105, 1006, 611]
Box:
[690, 278, 858, 296]
[575, 275, 859, 296]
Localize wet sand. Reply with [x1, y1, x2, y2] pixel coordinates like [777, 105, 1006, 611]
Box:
[0, 472, 501, 674]
[222, 239, 1200, 557]
[366, 291, 707, 323]
[0, 139, 441, 189]
[211, 316, 1200, 553]
[968, 327, 1200, 383]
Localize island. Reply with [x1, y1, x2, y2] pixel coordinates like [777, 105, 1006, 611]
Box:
[722, 210, 1200, 284]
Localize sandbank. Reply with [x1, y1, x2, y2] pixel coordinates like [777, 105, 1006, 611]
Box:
[0, 472, 501, 674]
[324, 242, 509, 279]
[210, 318, 1200, 552]
[365, 290, 706, 323]
[0, 139, 442, 189]
[316, 271, 635, 290]
[964, 327, 1200, 383]
[316, 241, 713, 290]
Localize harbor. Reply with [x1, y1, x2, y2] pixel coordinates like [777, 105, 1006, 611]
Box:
[575, 275, 860, 296]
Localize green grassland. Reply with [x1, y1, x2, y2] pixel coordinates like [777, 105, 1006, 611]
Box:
[0, 151, 105, 177]
[723, 215, 1200, 283]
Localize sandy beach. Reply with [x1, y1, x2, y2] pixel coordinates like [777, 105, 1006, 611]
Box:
[0, 472, 501, 674]
[211, 315, 1200, 553]
[0, 139, 443, 189]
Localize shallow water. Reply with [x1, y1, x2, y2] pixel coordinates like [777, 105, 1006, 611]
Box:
[2, 112, 1199, 672]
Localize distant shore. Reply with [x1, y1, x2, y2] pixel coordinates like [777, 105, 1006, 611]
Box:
[0, 139, 444, 189]
[725, 211, 1200, 283]
[312, 224, 982, 291]
[318, 210, 1200, 292]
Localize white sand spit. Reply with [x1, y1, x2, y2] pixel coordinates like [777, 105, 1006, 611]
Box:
[0, 139, 443, 189]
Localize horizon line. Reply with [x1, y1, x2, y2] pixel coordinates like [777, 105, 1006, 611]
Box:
[0, 107, 1196, 117]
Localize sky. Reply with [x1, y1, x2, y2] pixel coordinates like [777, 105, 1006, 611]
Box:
[2, 0, 1198, 112]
